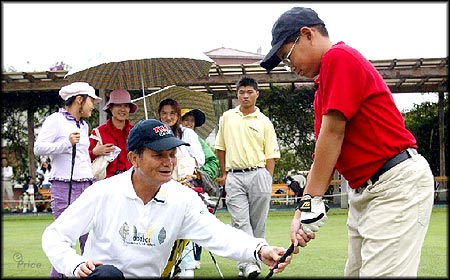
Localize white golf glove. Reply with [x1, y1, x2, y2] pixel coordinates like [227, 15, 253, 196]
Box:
[296, 194, 328, 233]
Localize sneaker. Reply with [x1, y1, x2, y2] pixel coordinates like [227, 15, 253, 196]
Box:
[22, 208, 27, 213]
[244, 264, 261, 279]
[32, 207, 38, 213]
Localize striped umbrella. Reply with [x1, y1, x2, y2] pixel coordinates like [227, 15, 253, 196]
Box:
[65, 58, 212, 119]
[65, 58, 212, 90]
[130, 86, 216, 139]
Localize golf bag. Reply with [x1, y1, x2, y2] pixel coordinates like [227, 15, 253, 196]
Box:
[161, 184, 224, 278]
[282, 174, 306, 199]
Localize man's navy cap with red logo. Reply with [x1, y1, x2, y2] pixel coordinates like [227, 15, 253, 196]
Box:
[127, 119, 190, 152]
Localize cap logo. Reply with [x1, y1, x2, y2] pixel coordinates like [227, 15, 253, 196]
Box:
[153, 125, 171, 137]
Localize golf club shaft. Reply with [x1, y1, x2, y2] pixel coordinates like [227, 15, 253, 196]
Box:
[265, 243, 294, 279]
[203, 186, 224, 278]
[209, 252, 224, 278]
[212, 186, 224, 214]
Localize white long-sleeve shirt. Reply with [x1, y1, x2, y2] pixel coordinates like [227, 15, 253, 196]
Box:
[42, 168, 266, 277]
[34, 109, 94, 181]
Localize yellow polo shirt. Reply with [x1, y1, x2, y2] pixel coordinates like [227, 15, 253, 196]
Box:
[214, 106, 280, 171]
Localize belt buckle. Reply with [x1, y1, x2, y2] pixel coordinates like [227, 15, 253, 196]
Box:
[406, 148, 418, 157]
[355, 182, 368, 194]
[244, 166, 258, 172]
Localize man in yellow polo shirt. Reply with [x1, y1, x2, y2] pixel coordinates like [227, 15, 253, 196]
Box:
[215, 76, 280, 279]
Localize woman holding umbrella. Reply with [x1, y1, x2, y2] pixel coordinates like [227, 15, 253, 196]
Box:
[34, 82, 101, 278]
[88, 89, 137, 179]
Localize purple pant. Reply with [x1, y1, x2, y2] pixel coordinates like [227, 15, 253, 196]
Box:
[49, 180, 93, 278]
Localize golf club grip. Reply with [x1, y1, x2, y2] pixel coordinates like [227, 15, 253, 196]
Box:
[265, 243, 294, 279]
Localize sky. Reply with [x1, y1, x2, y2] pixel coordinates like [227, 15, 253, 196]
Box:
[2, 2, 448, 111]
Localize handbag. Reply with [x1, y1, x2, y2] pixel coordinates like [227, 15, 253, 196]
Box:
[194, 168, 219, 196]
[90, 128, 109, 180]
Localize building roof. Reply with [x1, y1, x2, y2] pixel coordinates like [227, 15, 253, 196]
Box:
[204, 47, 264, 60]
[2, 57, 448, 102]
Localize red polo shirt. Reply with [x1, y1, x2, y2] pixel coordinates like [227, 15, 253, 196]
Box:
[314, 42, 417, 188]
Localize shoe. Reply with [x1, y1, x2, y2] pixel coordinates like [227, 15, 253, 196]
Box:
[244, 264, 261, 279]
[32, 207, 38, 213]
[22, 208, 27, 213]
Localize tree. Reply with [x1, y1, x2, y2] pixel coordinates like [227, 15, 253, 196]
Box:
[258, 85, 316, 182]
[403, 95, 449, 177]
[1, 104, 56, 183]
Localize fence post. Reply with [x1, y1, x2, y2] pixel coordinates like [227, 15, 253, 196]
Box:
[340, 176, 349, 209]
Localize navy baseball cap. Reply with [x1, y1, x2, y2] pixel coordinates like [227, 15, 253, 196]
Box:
[127, 119, 189, 152]
[260, 7, 324, 70]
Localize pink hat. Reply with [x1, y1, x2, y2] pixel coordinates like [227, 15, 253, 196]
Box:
[103, 89, 137, 113]
[59, 82, 101, 102]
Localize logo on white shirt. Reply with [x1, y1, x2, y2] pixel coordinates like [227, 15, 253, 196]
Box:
[119, 222, 167, 247]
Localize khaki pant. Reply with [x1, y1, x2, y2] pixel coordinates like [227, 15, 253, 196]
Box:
[22, 192, 36, 209]
[2, 180, 15, 208]
[225, 168, 272, 271]
[345, 152, 434, 277]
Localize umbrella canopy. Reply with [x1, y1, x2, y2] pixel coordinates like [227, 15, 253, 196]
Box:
[65, 57, 212, 90]
[130, 86, 216, 139]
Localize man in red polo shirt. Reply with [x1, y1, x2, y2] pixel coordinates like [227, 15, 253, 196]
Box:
[261, 7, 434, 277]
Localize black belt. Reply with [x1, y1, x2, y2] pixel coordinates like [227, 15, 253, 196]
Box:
[356, 148, 417, 192]
[227, 166, 262, 173]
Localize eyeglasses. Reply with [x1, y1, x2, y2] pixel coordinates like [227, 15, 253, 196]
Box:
[282, 35, 300, 72]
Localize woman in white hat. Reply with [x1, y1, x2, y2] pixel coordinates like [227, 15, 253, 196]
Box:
[88, 89, 137, 179]
[34, 82, 101, 278]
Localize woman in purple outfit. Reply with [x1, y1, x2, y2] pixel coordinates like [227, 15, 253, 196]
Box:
[34, 82, 101, 278]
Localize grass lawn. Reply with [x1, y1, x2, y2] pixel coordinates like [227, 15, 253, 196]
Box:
[1, 206, 448, 278]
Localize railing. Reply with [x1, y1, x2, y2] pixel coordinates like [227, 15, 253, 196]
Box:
[269, 176, 448, 207]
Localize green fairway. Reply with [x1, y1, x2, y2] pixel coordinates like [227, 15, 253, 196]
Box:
[1, 206, 447, 278]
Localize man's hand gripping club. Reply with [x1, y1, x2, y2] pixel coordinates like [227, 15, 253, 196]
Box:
[290, 194, 328, 252]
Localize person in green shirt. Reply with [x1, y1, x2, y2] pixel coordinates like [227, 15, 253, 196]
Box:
[181, 108, 219, 181]
[181, 108, 219, 270]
